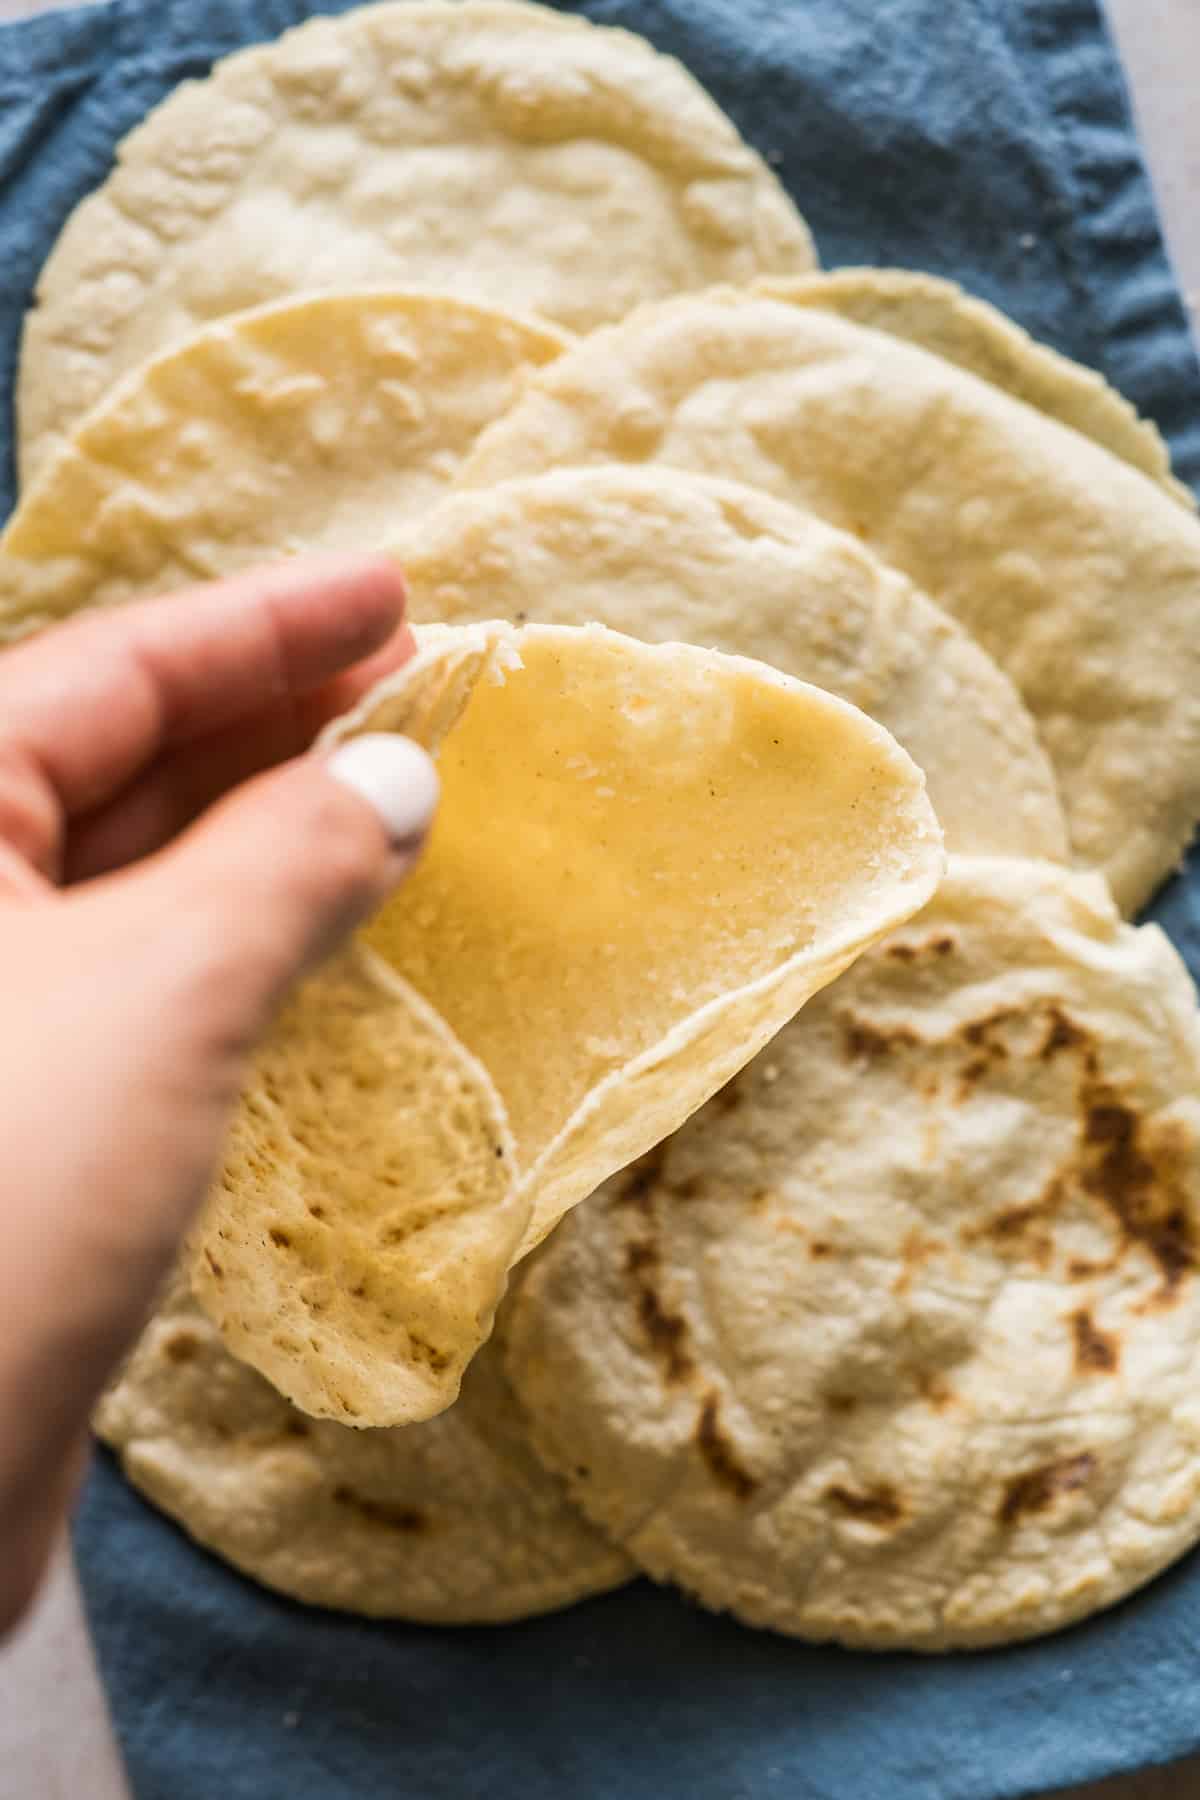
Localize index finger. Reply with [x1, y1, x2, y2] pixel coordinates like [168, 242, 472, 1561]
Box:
[0, 555, 407, 819]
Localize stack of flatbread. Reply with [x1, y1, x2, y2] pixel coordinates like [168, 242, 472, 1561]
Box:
[6, 0, 1200, 1650]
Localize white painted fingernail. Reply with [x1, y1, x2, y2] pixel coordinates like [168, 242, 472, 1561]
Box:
[325, 734, 439, 844]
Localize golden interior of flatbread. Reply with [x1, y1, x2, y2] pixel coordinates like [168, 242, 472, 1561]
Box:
[192, 620, 942, 1425]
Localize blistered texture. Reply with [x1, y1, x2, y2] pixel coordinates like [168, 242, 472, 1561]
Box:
[96, 1270, 632, 1622]
[458, 291, 1200, 913]
[0, 290, 567, 639]
[392, 467, 1068, 864]
[765, 269, 1193, 508]
[17, 0, 814, 480]
[506, 858, 1200, 1650]
[191, 945, 524, 1427]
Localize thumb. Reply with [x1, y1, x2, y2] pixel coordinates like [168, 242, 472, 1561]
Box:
[117, 732, 439, 1057]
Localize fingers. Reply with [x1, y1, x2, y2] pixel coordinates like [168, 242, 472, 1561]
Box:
[63, 621, 417, 882]
[100, 735, 439, 1068]
[0, 841, 52, 902]
[303, 620, 418, 725]
[0, 555, 407, 871]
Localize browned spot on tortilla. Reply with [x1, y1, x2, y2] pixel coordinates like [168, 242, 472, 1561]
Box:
[307, 1202, 326, 1220]
[840, 1015, 921, 1061]
[903, 1230, 939, 1265]
[893, 1229, 941, 1294]
[203, 1249, 223, 1280]
[1038, 1006, 1089, 1062]
[695, 1392, 757, 1500]
[950, 1010, 1178, 1310]
[624, 1239, 693, 1383]
[826, 1482, 904, 1527]
[612, 1145, 668, 1217]
[885, 932, 957, 963]
[332, 1485, 427, 1533]
[998, 1452, 1096, 1526]
[825, 1392, 859, 1416]
[915, 1369, 957, 1412]
[711, 1076, 746, 1115]
[408, 1333, 452, 1374]
[960, 1006, 1021, 1052]
[1069, 1308, 1120, 1375]
[982, 1199, 1045, 1241]
[379, 1205, 443, 1245]
[955, 1055, 991, 1100]
[951, 1005, 1031, 1100]
[267, 1227, 291, 1249]
[1068, 1254, 1114, 1281]
[1078, 1090, 1195, 1297]
[809, 1238, 833, 1260]
[349, 1281, 367, 1299]
[970, 1185, 1056, 1270]
[162, 1330, 201, 1364]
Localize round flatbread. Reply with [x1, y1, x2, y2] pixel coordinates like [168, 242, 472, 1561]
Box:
[17, 0, 814, 481]
[0, 290, 567, 640]
[393, 467, 1068, 864]
[96, 1271, 632, 1622]
[768, 268, 1192, 507]
[194, 620, 942, 1423]
[458, 289, 1200, 912]
[504, 857, 1200, 1650]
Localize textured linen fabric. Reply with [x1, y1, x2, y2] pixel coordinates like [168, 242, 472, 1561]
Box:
[1, 1, 1199, 1795]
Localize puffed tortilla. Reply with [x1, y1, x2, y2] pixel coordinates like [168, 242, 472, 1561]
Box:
[458, 288, 1200, 911]
[0, 290, 568, 640]
[768, 268, 1192, 507]
[392, 466, 1068, 864]
[504, 857, 1200, 1649]
[17, 0, 814, 481]
[193, 619, 943, 1423]
[96, 1270, 632, 1623]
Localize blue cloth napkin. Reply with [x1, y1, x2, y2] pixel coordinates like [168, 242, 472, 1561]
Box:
[2, 1, 1200, 1795]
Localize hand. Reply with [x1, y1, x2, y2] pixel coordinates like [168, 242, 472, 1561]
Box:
[0, 557, 438, 1634]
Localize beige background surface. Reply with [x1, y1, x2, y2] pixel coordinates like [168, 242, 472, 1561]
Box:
[0, 1, 1198, 1797]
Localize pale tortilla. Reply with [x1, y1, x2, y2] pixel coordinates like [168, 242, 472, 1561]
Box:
[0, 290, 567, 641]
[17, 0, 814, 481]
[458, 289, 1200, 911]
[392, 466, 1068, 864]
[96, 1270, 632, 1623]
[768, 268, 1192, 507]
[504, 857, 1200, 1649]
[193, 620, 943, 1422]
